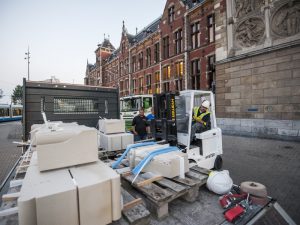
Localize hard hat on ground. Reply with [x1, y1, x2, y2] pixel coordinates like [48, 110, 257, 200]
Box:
[201, 100, 210, 109]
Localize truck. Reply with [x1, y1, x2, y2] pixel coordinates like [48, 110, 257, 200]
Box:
[120, 94, 153, 130]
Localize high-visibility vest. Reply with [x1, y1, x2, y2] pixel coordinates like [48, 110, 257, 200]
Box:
[193, 107, 210, 126]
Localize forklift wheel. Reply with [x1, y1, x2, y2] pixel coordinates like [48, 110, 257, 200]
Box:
[214, 155, 223, 170]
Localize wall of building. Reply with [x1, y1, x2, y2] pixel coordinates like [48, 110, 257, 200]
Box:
[85, 0, 222, 97]
[215, 0, 300, 140]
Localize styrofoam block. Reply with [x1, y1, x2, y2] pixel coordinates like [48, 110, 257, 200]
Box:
[70, 160, 121, 224]
[36, 126, 98, 171]
[98, 119, 125, 134]
[18, 166, 79, 225]
[121, 133, 134, 149]
[141, 151, 189, 178]
[100, 133, 122, 151]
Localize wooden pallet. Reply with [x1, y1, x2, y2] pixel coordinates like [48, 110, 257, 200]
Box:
[121, 165, 209, 219]
[121, 188, 151, 225]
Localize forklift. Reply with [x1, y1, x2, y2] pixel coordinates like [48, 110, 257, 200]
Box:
[151, 90, 223, 170]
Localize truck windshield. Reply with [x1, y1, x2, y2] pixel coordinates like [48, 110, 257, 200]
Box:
[120, 97, 142, 112]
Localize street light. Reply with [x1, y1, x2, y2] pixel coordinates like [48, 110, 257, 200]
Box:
[24, 46, 30, 80]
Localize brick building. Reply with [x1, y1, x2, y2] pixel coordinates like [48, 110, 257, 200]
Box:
[85, 0, 224, 97]
[215, 0, 300, 140]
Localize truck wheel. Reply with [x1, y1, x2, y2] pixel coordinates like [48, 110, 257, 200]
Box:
[214, 155, 223, 170]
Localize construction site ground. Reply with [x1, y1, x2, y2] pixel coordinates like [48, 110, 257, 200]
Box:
[0, 122, 299, 224]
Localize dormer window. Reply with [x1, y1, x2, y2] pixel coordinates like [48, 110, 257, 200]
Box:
[168, 6, 175, 23]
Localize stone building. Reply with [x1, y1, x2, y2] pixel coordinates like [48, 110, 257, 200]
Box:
[85, 0, 224, 96]
[215, 0, 300, 140]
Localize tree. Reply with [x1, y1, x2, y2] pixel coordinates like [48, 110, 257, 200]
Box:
[11, 85, 23, 104]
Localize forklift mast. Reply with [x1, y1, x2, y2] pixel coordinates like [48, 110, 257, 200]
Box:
[150, 93, 178, 146]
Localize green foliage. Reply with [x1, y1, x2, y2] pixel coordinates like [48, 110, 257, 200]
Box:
[11, 85, 23, 104]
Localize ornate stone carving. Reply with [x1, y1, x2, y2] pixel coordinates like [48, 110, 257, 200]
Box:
[235, 17, 265, 47]
[253, 0, 265, 11]
[235, 0, 252, 18]
[271, 1, 300, 37]
[235, 0, 265, 18]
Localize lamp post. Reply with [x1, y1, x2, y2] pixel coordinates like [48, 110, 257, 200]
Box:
[24, 47, 30, 80]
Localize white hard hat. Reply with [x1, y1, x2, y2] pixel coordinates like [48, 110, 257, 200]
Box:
[201, 100, 210, 109]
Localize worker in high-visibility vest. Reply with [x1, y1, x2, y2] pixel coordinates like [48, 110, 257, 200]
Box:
[191, 100, 211, 143]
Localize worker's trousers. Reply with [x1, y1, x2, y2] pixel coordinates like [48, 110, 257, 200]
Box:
[190, 122, 206, 143]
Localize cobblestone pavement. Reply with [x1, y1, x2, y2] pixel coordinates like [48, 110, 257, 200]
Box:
[222, 135, 300, 224]
[0, 121, 22, 186]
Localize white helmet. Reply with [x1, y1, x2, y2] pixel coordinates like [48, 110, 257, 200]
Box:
[201, 100, 210, 109]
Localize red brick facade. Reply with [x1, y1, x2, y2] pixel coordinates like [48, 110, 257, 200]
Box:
[85, 0, 221, 97]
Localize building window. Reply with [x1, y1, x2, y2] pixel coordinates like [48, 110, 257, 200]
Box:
[146, 74, 152, 94]
[138, 52, 143, 70]
[191, 22, 200, 49]
[168, 6, 175, 23]
[120, 61, 124, 75]
[133, 79, 137, 93]
[162, 66, 171, 80]
[132, 55, 136, 72]
[125, 58, 129, 74]
[125, 79, 129, 91]
[119, 80, 124, 92]
[139, 77, 143, 94]
[54, 98, 98, 114]
[163, 36, 169, 59]
[175, 79, 183, 91]
[191, 59, 201, 90]
[154, 42, 160, 63]
[155, 71, 160, 94]
[175, 61, 184, 77]
[174, 29, 183, 54]
[207, 55, 216, 92]
[163, 82, 170, 92]
[208, 15, 215, 43]
[146, 47, 151, 67]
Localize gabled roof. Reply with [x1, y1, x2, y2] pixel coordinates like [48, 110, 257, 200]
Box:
[131, 16, 161, 45]
[106, 48, 120, 62]
[98, 38, 115, 51]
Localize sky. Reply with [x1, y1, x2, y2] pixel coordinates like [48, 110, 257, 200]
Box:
[0, 0, 166, 104]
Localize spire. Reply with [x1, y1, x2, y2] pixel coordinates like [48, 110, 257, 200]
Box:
[87, 58, 89, 65]
[122, 20, 127, 34]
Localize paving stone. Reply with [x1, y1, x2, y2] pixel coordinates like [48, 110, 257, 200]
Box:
[222, 135, 300, 224]
[0, 122, 22, 186]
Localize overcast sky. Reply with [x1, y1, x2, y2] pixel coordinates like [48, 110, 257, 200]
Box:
[0, 0, 166, 103]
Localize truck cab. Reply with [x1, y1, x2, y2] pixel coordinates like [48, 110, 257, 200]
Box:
[120, 95, 153, 130]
